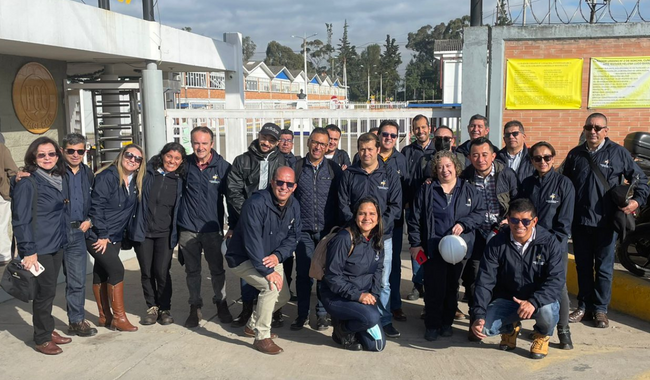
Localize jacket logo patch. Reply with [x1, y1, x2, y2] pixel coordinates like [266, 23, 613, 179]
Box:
[546, 193, 559, 204]
[466, 198, 472, 207]
[377, 180, 389, 191]
[288, 218, 294, 230]
[533, 254, 546, 266]
[600, 159, 611, 169]
[210, 174, 220, 184]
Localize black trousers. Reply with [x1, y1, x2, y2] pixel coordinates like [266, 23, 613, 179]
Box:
[134, 235, 173, 310]
[461, 233, 487, 320]
[86, 240, 124, 285]
[33, 250, 63, 345]
[424, 250, 465, 330]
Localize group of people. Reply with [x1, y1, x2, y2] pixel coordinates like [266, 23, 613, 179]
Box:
[2, 112, 647, 359]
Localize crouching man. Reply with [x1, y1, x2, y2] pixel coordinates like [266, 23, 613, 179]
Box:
[470, 198, 564, 360]
[225, 166, 301, 355]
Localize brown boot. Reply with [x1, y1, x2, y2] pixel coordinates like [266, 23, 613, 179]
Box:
[92, 283, 113, 327]
[108, 282, 138, 332]
[530, 333, 551, 359]
[499, 322, 521, 351]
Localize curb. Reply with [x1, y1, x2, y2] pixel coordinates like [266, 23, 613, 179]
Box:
[567, 254, 650, 322]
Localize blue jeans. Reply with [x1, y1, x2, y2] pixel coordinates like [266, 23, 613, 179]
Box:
[378, 238, 393, 326]
[321, 289, 386, 352]
[482, 298, 560, 337]
[63, 227, 89, 324]
[295, 231, 327, 319]
[572, 225, 617, 313]
[389, 218, 404, 311]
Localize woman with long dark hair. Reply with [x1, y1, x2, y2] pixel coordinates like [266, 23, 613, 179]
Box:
[87, 143, 145, 332]
[321, 196, 386, 352]
[12, 137, 70, 354]
[130, 142, 186, 325]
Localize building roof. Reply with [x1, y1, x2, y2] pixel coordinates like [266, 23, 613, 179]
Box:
[434, 39, 463, 52]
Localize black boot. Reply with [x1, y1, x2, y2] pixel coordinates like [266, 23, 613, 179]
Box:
[334, 320, 362, 351]
[216, 300, 233, 324]
[557, 325, 574, 350]
[231, 301, 254, 328]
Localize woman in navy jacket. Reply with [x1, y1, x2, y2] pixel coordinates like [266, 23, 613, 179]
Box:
[408, 150, 486, 341]
[87, 144, 144, 332]
[12, 137, 70, 355]
[519, 141, 575, 349]
[129, 142, 186, 326]
[322, 197, 386, 352]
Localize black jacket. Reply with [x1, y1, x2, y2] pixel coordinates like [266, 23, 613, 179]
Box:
[225, 189, 301, 276]
[129, 163, 183, 248]
[407, 179, 486, 260]
[472, 226, 565, 321]
[353, 149, 409, 202]
[338, 160, 402, 237]
[460, 160, 519, 219]
[562, 138, 649, 228]
[177, 150, 230, 233]
[283, 152, 299, 169]
[496, 145, 535, 185]
[65, 163, 94, 222]
[227, 140, 286, 227]
[329, 149, 351, 168]
[401, 141, 435, 204]
[518, 168, 574, 250]
[12, 173, 68, 256]
[322, 229, 383, 301]
[88, 165, 138, 242]
[294, 156, 343, 233]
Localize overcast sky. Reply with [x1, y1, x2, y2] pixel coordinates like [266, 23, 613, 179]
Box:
[73, 0, 646, 70]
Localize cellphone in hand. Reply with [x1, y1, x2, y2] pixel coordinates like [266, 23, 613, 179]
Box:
[29, 262, 45, 277]
[415, 249, 428, 265]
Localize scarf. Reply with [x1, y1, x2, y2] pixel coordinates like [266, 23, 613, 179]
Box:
[35, 168, 63, 192]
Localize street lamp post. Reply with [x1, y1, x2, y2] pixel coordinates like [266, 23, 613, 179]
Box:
[360, 64, 376, 102]
[292, 32, 317, 99]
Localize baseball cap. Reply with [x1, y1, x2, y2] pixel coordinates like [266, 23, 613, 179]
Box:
[260, 123, 281, 141]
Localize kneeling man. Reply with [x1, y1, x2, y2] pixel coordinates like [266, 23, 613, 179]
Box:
[226, 166, 301, 355]
[470, 198, 564, 359]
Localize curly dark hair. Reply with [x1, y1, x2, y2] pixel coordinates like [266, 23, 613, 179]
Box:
[149, 142, 187, 176]
[23, 137, 66, 176]
[430, 150, 464, 179]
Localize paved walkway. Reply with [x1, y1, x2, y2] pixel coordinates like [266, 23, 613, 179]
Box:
[1, 249, 650, 380]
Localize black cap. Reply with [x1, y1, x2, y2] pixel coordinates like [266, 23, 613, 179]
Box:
[260, 123, 281, 141]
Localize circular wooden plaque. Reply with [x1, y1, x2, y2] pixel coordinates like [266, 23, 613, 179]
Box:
[12, 62, 58, 134]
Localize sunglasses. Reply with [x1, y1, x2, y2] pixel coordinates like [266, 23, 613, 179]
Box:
[381, 132, 398, 139]
[275, 180, 295, 189]
[583, 125, 606, 132]
[65, 149, 86, 156]
[508, 217, 533, 227]
[532, 155, 553, 163]
[124, 151, 143, 163]
[504, 131, 521, 138]
[435, 136, 453, 142]
[36, 152, 57, 159]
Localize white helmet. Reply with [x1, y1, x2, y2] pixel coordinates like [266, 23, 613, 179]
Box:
[438, 235, 467, 264]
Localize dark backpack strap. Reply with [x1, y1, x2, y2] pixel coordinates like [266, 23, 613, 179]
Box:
[579, 151, 611, 192]
[294, 158, 304, 184]
[27, 176, 38, 238]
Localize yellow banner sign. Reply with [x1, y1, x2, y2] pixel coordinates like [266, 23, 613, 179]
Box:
[588, 57, 650, 109]
[506, 59, 583, 109]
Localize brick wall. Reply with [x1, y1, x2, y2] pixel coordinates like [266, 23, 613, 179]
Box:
[502, 38, 650, 162]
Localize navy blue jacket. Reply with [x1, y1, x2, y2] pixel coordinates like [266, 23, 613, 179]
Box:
[177, 150, 230, 233]
[563, 138, 649, 228]
[472, 226, 565, 320]
[88, 165, 138, 242]
[338, 160, 402, 237]
[65, 163, 93, 222]
[322, 229, 383, 301]
[294, 156, 343, 233]
[496, 145, 535, 185]
[518, 168, 574, 250]
[225, 189, 301, 276]
[283, 152, 299, 169]
[460, 160, 519, 219]
[401, 141, 435, 205]
[353, 149, 408, 202]
[12, 173, 68, 256]
[329, 149, 351, 168]
[129, 162, 183, 248]
[407, 179, 486, 260]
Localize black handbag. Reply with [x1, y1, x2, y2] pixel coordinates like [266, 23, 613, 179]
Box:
[1, 257, 37, 303]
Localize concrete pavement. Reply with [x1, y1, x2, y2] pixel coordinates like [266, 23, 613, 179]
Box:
[1, 249, 650, 380]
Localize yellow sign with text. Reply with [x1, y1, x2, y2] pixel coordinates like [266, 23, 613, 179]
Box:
[589, 57, 650, 109]
[117, 0, 132, 4]
[506, 59, 583, 109]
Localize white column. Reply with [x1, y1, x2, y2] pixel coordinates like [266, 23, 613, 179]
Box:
[141, 61, 166, 160]
[223, 32, 245, 163]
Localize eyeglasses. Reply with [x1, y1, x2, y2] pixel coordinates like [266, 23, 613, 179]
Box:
[435, 136, 453, 142]
[36, 152, 57, 159]
[508, 217, 533, 227]
[381, 132, 398, 139]
[309, 140, 328, 148]
[504, 131, 520, 138]
[583, 125, 606, 132]
[65, 149, 86, 156]
[279, 138, 294, 144]
[124, 151, 143, 163]
[275, 180, 295, 189]
[532, 155, 553, 163]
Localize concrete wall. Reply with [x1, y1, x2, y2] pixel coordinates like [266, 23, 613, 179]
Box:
[0, 54, 67, 167]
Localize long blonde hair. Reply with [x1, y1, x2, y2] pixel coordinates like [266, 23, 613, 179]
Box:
[96, 143, 145, 200]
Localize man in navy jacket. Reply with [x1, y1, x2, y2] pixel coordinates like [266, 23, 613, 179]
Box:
[226, 166, 301, 355]
[325, 124, 352, 169]
[563, 113, 649, 328]
[177, 126, 233, 328]
[471, 198, 564, 360]
[496, 120, 535, 185]
[338, 132, 402, 338]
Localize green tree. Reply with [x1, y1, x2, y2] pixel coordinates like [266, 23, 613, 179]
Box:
[495, 0, 513, 26]
[242, 36, 256, 63]
[336, 20, 361, 100]
[264, 41, 304, 70]
[380, 35, 402, 102]
[325, 23, 336, 77]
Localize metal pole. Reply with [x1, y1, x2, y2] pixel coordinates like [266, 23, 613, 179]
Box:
[98, 0, 110, 10]
[367, 68, 370, 101]
[141, 62, 166, 159]
[380, 74, 383, 104]
[522, 0, 527, 26]
[303, 36, 308, 99]
[143, 0, 155, 21]
[470, 0, 483, 26]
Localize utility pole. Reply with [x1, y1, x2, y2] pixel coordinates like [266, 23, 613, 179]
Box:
[98, 0, 110, 10]
[522, 0, 528, 26]
[292, 33, 317, 99]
